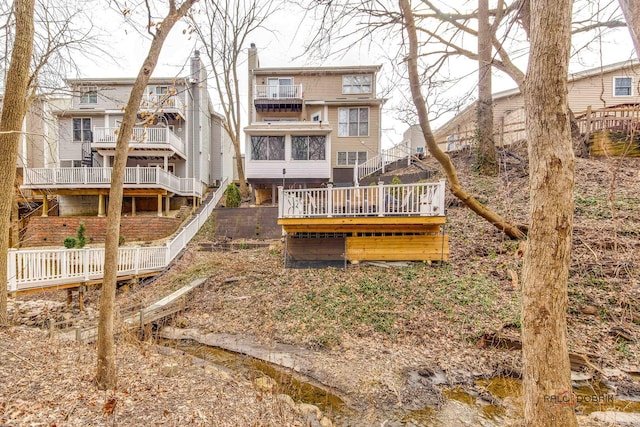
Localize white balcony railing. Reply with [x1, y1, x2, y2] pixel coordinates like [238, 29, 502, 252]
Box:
[355, 140, 412, 184]
[22, 167, 201, 198]
[93, 126, 185, 156]
[140, 93, 185, 113]
[254, 84, 303, 100]
[6, 178, 228, 293]
[279, 180, 446, 219]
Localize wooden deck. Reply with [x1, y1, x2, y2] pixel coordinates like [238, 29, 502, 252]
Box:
[278, 181, 449, 263]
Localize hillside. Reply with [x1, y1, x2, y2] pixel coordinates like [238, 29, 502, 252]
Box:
[2, 148, 639, 426]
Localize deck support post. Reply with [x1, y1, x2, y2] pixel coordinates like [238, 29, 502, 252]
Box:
[165, 195, 170, 216]
[98, 194, 105, 217]
[41, 196, 49, 217]
[131, 196, 136, 217]
[157, 194, 163, 217]
[272, 184, 277, 206]
[78, 286, 85, 312]
[66, 289, 73, 306]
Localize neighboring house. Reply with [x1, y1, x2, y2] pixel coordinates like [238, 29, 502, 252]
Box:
[410, 60, 640, 153]
[21, 51, 232, 217]
[244, 44, 385, 204]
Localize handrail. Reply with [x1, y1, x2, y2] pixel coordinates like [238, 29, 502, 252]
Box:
[6, 178, 228, 293]
[279, 179, 446, 219]
[253, 84, 303, 100]
[22, 167, 200, 197]
[93, 126, 186, 156]
[355, 140, 411, 183]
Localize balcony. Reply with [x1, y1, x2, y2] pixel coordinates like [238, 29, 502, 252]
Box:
[254, 84, 303, 112]
[21, 167, 201, 197]
[140, 94, 185, 118]
[92, 126, 186, 158]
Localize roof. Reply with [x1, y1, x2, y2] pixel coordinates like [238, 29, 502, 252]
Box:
[252, 64, 382, 76]
[65, 77, 189, 86]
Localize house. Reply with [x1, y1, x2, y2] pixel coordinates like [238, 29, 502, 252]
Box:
[21, 51, 232, 218]
[404, 60, 640, 153]
[244, 44, 385, 204]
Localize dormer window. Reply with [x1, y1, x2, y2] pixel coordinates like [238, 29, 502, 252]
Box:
[342, 75, 372, 94]
[79, 86, 98, 104]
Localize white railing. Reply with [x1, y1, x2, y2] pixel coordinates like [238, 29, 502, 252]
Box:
[22, 167, 201, 198]
[93, 126, 185, 156]
[6, 178, 228, 293]
[140, 94, 185, 113]
[254, 84, 303, 100]
[355, 140, 412, 184]
[279, 179, 446, 219]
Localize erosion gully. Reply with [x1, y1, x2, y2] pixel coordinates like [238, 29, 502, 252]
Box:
[159, 338, 640, 426]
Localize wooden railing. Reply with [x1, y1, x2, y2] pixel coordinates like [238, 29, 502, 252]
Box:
[22, 167, 201, 198]
[355, 140, 412, 183]
[254, 84, 303, 100]
[93, 126, 185, 156]
[576, 106, 640, 135]
[279, 180, 446, 218]
[6, 178, 228, 293]
[140, 94, 185, 113]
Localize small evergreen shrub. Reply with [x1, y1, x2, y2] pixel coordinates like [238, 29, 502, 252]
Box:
[76, 222, 87, 248]
[225, 183, 241, 208]
[119, 235, 125, 246]
[63, 237, 77, 249]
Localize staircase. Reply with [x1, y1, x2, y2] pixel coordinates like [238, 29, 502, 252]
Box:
[354, 140, 412, 184]
[81, 141, 93, 167]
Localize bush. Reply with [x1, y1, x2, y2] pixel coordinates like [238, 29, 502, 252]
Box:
[119, 235, 125, 246]
[76, 222, 87, 248]
[63, 237, 77, 249]
[225, 183, 241, 208]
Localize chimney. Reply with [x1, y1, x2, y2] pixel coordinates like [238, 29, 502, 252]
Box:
[248, 43, 259, 71]
[190, 50, 201, 83]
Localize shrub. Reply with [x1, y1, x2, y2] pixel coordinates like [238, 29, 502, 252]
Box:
[76, 222, 87, 248]
[119, 235, 125, 246]
[225, 183, 241, 208]
[63, 237, 77, 249]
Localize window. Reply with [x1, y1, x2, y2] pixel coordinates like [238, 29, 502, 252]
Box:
[79, 86, 98, 104]
[156, 86, 169, 95]
[292, 136, 326, 160]
[72, 118, 92, 142]
[342, 75, 372, 94]
[267, 77, 294, 98]
[338, 107, 369, 137]
[614, 77, 633, 96]
[337, 151, 367, 166]
[311, 112, 322, 122]
[251, 136, 285, 160]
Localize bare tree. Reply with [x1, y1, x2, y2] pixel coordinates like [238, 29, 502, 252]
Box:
[477, 0, 496, 175]
[619, 0, 640, 55]
[189, 0, 278, 198]
[522, 0, 578, 424]
[0, 0, 35, 326]
[96, 0, 198, 390]
[399, 0, 525, 239]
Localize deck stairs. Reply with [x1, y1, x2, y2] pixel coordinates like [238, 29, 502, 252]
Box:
[355, 140, 413, 184]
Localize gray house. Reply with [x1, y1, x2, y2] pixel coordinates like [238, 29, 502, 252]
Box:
[22, 51, 232, 217]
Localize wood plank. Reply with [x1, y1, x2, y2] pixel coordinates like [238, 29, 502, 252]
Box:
[283, 224, 442, 234]
[346, 235, 449, 261]
[278, 216, 446, 227]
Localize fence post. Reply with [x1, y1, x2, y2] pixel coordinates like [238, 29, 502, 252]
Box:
[438, 179, 446, 216]
[277, 186, 284, 218]
[7, 248, 17, 293]
[134, 247, 140, 275]
[326, 183, 333, 218]
[353, 161, 358, 186]
[136, 164, 140, 184]
[84, 248, 90, 281]
[377, 181, 384, 217]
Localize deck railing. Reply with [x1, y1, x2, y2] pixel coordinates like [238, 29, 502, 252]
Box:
[355, 140, 412, 183]
[576, 106, 640, 135]
[279, 180, 446, 218]
[140, 94, 185, 113]
[6, 178, 228, 293]
[93, 126, 185, 156]
[22, 167, 201, 198]
[254, 84, 303, 100]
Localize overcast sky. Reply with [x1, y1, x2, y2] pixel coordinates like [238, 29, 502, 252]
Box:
[78, 1, 637, 149]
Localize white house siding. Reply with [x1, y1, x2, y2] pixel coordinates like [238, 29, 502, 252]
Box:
[57, 115, 105, 162]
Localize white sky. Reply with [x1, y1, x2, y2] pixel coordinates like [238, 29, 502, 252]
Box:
[76, 1, 637, 150]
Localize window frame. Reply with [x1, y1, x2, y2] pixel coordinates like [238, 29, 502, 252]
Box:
[291, 135, 326, 161]
[342, 75, 372, 94]
[79, 86, 98, 104]
[613, 76, 633, 97]
[338, 107, 369, 137]
[72, 117, 92, 143]
[336, 150, 367, 166]
[250, 135, 285, 161]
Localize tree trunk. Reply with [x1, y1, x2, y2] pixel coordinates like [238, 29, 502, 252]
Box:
[619, 0, 640, 57]
[0, 0, 35, 326]
[399, 0, 525, 240]
[233, 142, 248, 197]
[522, 0, 578, 425]
[96, 0, 198, 390]
[476, 0, 497, 175]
